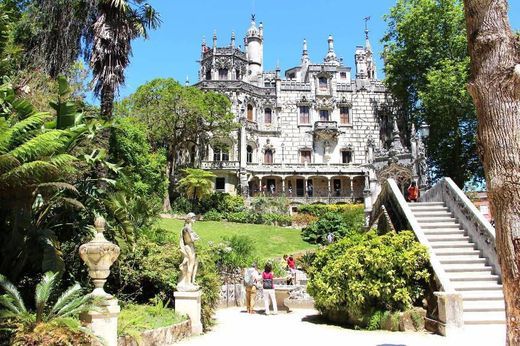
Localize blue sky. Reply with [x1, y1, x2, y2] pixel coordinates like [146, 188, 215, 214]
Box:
[114, 0, 520, 101]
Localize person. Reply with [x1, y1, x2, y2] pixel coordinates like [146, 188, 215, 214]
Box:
[270, 183, 275, 195]
[262, 263, 277, 315]
[262, 184, 267, 196]
[288, 185, 293, 196]
[407, 181, 419, 202]
[327, 232, 335, 244]
[178, 213, 200, 291]
[244, 262, 260, 314]
[307, 183, 313, 197]
[287, 256, 296, 271]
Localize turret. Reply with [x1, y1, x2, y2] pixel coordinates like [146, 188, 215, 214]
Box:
[324, 35, 340, 66]
[301, 38, 310, 65]
[245, 15, 263, 77]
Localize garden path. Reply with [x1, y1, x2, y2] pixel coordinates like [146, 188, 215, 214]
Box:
[177, 307, 505, 346]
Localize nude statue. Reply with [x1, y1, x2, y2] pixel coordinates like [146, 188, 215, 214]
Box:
[178, 212, 200, 291]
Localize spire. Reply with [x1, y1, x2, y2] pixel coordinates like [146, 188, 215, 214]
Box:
[390, 115, 404, 151]
[364, 16, 372, 52]
[301, 38, 309, 64]
[324, 35, 340, 66]
[185, 76, 189, 86]
[212, 30, 217, 48]
[201, 36, 207, 53]
[231, 31, 235, 48]
[247, 14, 259, 37]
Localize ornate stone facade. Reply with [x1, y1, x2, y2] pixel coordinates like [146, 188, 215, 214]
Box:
[194, 16, 426, 212]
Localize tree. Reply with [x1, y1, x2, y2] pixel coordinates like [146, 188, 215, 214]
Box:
[462, 0, 520, 344]
[117, 78, 236, 210]
[177, 168, 216, 206]
[383, 0, 482, 186]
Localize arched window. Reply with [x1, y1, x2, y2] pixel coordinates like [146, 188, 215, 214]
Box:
[264, 149, 273, 164]
[218, 68, 228, 80]
[246, 145, 253, 163]
[264, 108, 272, 124]
[319, 77, 328, 90]
[205, 70, 211, 80]
[247, 104, 254, 121]
[213, 144, 229, 161]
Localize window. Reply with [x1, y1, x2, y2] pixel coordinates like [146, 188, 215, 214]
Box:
[264, 108, 272, 124]
[319, 110, 330, 121]
[340, 72, 347, 79]
[213, 145, 229, 161]
[340, 107, 350, 124]
[342, 150, 352, 164]
[299, 106, 310, 124]
[288, 73, 296, 79]
[218, 68, 228, 80]
[264, 149, 273, 164]
[246, 145, 253, 163]
[247, 104, 253, 121]
[235, 68, 240, 80]
[300, 150, 312, 164]
[318, 77, 327, 90]
[215, 177, 225, 190]
[205, 70, 211, 80]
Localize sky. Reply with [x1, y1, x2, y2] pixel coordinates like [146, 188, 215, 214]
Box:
[112, 0, 520, 101]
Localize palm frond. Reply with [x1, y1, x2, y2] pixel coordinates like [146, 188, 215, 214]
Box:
[0, 274, 26, 314]
[54, 294, 95, 319]
[0, 160, 59, 187]
[56, 197, 85, 210]
[36, 182, 79, 195]
[35, 272, 59, 323]
[0, 153, 20, 175]
[47, 284, 82, 321]
[10, 130, 69, 163]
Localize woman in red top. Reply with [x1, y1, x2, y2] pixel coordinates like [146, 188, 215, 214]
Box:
[407, 181, 419, 202]
[262, 263, 277, 315]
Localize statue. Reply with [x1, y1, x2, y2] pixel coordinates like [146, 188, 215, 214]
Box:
[178, 213, 200, 291]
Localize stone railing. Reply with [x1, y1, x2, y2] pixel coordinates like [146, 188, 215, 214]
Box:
[200, 161, 240, 170]
[280, 81, 311, 91]
[421, 177, 500, 279]
[370, 179, 462, 335]
[336, 83, 353, 92]
[314, 120, 338, 131]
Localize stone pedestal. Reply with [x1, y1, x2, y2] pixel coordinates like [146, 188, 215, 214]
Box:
[174, 290, 202, 335]
[81, 299, 120, 346]
[435, 292, 463, 336]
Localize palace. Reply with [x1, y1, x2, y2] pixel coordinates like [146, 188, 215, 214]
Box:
[195, 16, 427, 214]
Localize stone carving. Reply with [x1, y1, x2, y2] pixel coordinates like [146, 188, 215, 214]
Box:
[79, 217, 120, 298]
[178, 213, 200, 292]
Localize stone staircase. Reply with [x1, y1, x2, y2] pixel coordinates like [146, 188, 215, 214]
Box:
[408, 201, 506, 325]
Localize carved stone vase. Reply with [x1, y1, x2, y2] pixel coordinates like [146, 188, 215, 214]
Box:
[79, 217, 120, 298]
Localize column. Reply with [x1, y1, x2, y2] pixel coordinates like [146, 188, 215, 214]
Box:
[349, 177, 354, 200]
[327, 177, 331, 197]
[282, 177, 286, 195]
[304, 177, 308, 198]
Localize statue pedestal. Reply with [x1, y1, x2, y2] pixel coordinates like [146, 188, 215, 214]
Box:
[81, 298, 120, 346]
[174, 290, 202, 335]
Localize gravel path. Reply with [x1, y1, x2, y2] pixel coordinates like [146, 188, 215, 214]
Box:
[177, 307, 505, 346]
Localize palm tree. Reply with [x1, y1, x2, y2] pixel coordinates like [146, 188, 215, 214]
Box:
[0, 272, 98, 345]
[177, 168, 216, 205]
[90, 0, 161, 118]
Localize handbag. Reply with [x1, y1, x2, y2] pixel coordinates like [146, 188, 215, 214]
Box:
[262, 273, 274, 289]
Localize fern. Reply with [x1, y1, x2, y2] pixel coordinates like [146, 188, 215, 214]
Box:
[35, 272, 59, 323]
[10, 130, 69, 163]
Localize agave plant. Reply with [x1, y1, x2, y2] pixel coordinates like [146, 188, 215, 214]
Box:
[0, 272, 99, 345]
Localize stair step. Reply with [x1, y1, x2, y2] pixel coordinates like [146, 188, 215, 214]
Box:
[434, 248, 480, 256]
[415, 216, 457, 223]
[431, 242, 475, 249]
[413, 211, 453, 217]
[409, 206, 449, 212]
[461, 290, 504, 301]
[443, 263, 494, 273]
[438, 256, 486, 264]
[464, 300, 505, 312]
[428, 235, 470, 242]
[420, 223, 461, 229]
[408, 202, 445, 206]
[448, 272, 499, 281]
[453, 281, 503, 291]
[463, 311, 505, 325]
[424, 229, 465, 235]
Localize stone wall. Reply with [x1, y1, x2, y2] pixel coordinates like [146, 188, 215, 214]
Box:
[118, 320, 191, 346]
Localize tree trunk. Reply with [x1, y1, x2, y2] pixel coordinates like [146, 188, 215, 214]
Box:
[100, 86, 115, 120]
[462, 0, 520, 344]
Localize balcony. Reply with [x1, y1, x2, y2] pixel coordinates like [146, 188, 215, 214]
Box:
[312, 121, 340, 140]
[201, 161, 240, 170]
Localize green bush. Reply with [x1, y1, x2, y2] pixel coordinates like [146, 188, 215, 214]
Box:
[203, 210, 224, 221]
[298, 204, 363, 218]
[302, 211, 361, 244]
[197, 193, 245, 214]
[250, 196, 289, 214]
[262, 213, 292, 226]
[307, 230, 430, 327]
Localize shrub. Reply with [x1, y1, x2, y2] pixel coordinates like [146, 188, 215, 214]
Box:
[198, 193, 245, 214]
[291, 213, 318, 227]
[203, 210, 224, 221]
[226, 211, 263, 224]
[262, 213, 292, 226]
[307, 230, 430, 327]
[302, 212, 357, 244]
[250, 196, 289, 214]
[296, 251, 317, 273]
[298, 204, 363, 218]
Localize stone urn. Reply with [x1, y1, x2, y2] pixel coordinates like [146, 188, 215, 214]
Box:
[79, 217, 120, 298]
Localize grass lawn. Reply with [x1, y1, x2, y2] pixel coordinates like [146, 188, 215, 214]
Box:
[157, 218, 317, 260]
